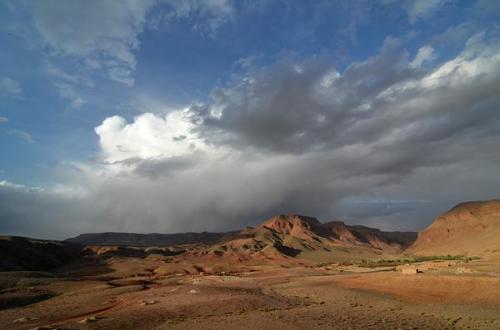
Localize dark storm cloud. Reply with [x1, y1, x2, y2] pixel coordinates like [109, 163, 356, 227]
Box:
[192, 40, 423, 154]
[194, 36, 500, 158]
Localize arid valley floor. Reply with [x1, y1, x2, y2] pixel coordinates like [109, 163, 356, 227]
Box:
[2, 200, 500, 329]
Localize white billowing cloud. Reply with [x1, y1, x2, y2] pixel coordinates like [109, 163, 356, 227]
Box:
[380, 35, 500, 98]
[410, 45, 436, 68]
[416, 37, 499, 90]
[95, 109, 210, 163]
[0, 77, 22, 98]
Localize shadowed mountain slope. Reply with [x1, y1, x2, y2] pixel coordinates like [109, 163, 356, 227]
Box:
[67, 232, 227, 247]
[0, 236, 82, 271]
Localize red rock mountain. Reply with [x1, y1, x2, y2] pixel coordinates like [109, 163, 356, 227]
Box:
[205, 214, 416, 259]
[407, 200, 500, 256]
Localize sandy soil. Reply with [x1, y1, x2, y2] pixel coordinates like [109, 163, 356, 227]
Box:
[1, 256, 500, 330]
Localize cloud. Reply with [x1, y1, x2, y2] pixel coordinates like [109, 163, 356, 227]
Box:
[162, 0, 234, 35]
[0, 181, 89, 238]
[410, 46, 436, 68]
[20, 0, 234, 109]
[0, 117, 8, 123]
[31, 0, 157, 86]
[53, 82, 86, 108]
[44, 64, 97, 108]
[191, 39, 412, 153]
[0, 180, 41, 191]
[192, 34, 500, 156]
[384, 0, 450, 23]
[94, 110, 211, 163]
[2, 34, 500, 239]
[408, 0, 449, 21]
[29, 0, 234, 88]
[476, 0, 500, 16]
[0, 77, 22, 98]
[9, 129, 35, 143]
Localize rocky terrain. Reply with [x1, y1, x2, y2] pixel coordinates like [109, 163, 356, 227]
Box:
[1, 200, 500, 329]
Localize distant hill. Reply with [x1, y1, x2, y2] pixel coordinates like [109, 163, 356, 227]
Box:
[0, 236, 82, 271]
[66, 232, 227, 247]
[407, 200, 500, 256]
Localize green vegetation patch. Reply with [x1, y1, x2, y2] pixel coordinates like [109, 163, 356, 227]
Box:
[356, 255, 480, 268]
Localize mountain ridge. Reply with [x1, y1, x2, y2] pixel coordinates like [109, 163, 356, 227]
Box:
[67, 214, 417, 260]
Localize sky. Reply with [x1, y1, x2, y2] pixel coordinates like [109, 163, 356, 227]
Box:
[0, 0, 500, 239]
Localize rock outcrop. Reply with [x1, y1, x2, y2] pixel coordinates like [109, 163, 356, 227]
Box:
[407, 200, 500, 256]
